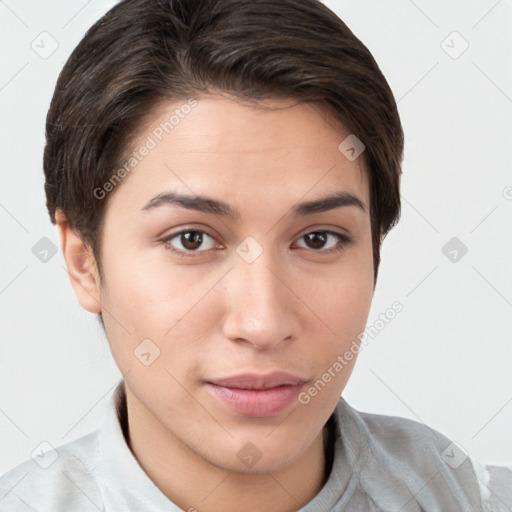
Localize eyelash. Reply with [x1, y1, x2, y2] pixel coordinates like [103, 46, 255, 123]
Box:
[160, 229, 352, 258]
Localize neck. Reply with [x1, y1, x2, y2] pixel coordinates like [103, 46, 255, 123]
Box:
[121, 386, 331, 512]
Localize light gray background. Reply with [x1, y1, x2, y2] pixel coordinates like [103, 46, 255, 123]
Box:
[1, 0, 511, 474]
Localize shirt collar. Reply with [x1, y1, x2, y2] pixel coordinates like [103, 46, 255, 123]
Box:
[97, 380, 181, 511]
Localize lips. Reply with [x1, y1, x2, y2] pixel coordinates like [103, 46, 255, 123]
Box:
[209, 372, 306, 390]
[205, 372, 307, 418]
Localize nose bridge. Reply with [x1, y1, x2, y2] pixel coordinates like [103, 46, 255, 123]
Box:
[222, 243, 297, 348]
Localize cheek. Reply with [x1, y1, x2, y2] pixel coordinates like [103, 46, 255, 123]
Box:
[300, 242, 374, 337]
[100, 245, 198, 329]
[298, 285, 371, 414]
[297, 245, 374, 390]
[98, 249, 220, 377]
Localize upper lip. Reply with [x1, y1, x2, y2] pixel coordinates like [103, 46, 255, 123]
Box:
[208, 372, 307, 390]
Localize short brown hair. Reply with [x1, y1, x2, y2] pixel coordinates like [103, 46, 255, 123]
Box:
[44, 0, 403, 284]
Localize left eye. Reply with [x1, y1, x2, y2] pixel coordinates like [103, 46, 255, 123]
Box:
[295, 231, 350, 252]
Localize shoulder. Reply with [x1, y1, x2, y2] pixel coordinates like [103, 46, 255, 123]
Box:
[0, 430, 104, 512]
[355, 406, 458, 457]
[334, 398, 511, 511]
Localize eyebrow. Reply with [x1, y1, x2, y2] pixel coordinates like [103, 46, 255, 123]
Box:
[141, 190, 366, 219]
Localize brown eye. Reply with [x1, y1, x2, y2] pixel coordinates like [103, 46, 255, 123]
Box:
[296, 231, 351, 252]
[163, 230, 217, 255]
[180, 231, 204, 250]
[303, 232, 328, 250]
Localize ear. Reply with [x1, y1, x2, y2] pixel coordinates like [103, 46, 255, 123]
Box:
[55, 210, 102, 314]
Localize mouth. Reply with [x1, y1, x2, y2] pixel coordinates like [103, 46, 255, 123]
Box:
[205, 372, 307, 418]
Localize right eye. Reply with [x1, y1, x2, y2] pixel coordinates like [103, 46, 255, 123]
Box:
[161, 229, 219, 257]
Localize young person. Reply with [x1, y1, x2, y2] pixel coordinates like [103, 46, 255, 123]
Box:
[0, 0, 509, 510]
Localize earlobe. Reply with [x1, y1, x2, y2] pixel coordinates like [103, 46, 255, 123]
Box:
[55, 210, 102, 314]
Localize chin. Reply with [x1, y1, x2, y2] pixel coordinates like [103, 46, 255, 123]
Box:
[200, 433, 310, 475]
[221, 448, 301, 475]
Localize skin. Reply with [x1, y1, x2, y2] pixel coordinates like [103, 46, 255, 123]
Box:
[57, 95, 375, 512]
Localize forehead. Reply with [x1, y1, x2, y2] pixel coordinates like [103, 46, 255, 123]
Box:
[108, 95, 370, 214]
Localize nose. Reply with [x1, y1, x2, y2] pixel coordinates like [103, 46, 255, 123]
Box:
[221, 248, 301, 350]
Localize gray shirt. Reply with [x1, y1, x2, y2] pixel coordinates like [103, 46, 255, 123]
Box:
[0, 380, 510, 511]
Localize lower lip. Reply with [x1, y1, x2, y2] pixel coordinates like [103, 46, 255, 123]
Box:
[205, 383, 303, 417]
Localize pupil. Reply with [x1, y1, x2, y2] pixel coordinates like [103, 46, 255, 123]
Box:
[182, 231, 202, 250]
[306, 232, 326, 249]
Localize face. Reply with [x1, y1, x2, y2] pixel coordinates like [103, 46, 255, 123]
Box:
[94, 95, 374, 473]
